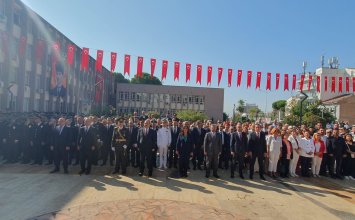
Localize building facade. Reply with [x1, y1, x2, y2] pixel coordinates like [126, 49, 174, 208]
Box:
[0, 0, 114, 114]
[116, 83, 224, 121]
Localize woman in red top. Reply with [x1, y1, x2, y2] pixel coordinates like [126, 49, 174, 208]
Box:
[312, 133, 325, 177]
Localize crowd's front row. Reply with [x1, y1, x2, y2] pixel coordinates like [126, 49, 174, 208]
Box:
[1, 116, 355, 181]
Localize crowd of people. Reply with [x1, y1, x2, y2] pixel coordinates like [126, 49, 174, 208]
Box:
[0, 111, 354, 181]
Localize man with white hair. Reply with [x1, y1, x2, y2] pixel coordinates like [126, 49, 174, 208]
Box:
[157, 119, 171, 169]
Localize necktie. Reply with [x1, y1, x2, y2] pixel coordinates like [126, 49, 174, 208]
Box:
[295, 137, 299, 148]
[221, 132, 224, 145]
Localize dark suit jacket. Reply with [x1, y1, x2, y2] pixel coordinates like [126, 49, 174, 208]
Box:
[176, 134, 194, 159]
[78, 126, 97, 151]
[231, 131, 248, 155]
[326, 136, 347, 156]
[192, 127, 206, 147]
[204, 132, 222, 156]
[247, 131, 267, 156]
[170, 126, 181, 148]
[102, 124, 114, 147]
[50, 86, 67, 97]
[221, 131, 231, 153]
[53, 126, 70, 151]
[127, 126, 138, 147]
[137, 128, 157, 153]
[281, 140, 293, 160]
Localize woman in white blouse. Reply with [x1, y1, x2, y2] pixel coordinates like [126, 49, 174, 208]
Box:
[288, 129, 302, 177]
[267, 128, 282, 178]
[299, 130, 315, 177]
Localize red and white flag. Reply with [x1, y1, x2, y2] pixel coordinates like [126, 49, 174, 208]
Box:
[292, 74, 297, 90]
[174, 62, 180, 81]
[228, 69, 233, 87]
[162, 60, 168, 80]
[124, 55, 130, 75]
[300, 74, 305, 91]
[346, 77, 350, 92]
[338, 77, 343, 93]
[137, 56, 144, 78]
[353, 77, 355, 92]
[324, 76, 328, 92]
[237, 70, 242, 87]
[331, 76, 336, 93]
[110, 52, 117, 73]
[81, 47, 89, 72]
[308, 75, 312, 91]
[207, 66, 212, 85]
[95, 50, 104, 73]
[256, 71, 261, 89]
[276, 73, 280, 90]
[316, 76, 321, 92]
[284, 74, 289, 91]
[266, 73, 271, 90]
[247, 70, 252, 88]
[218, 67, 223, 86]
[186, 63, 191, 82]
[67, 44, 75, 66]
[196, 65, 202, 84]
[150, 58, 156, 78]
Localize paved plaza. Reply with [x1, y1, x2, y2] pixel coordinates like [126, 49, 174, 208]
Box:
[0, 164, 354, 220]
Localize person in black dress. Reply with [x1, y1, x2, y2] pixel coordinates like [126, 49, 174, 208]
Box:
[176, 125, 194, 177]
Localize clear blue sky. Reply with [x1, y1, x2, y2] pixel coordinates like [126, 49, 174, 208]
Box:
[23, 0, 355, 115]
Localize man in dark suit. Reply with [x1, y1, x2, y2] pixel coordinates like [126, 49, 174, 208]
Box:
[137, 119, 157, 177]
[127, 119, 139, 167]
[32, 117, 47, 165]
[247, 124, 267, 180]
[218, 124, 231, 170]
[204, 124, 222, 178]
[326, 129, 347, 179]
[192, 120, 206, 170]
[50, 63, 67, 97]
[169, 119, 180, 168]
[77, 117, 97, 175]
[231, 123, 248, 179]
[50, 118, 71, 174]
[101, 118, 114, 166]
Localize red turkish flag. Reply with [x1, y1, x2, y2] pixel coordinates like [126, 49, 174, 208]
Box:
[35, 39, 45, 63]
[247, 71, 252, 88]
[162, 60, 168, 80]
[67, 44, 75, 66]
[316, 76, 321, 92]
[292, 74, 297, 90]
[186, 63, 191, 82]
[346, 77, 350, 92]
[196, 65, 202, 84]
[207, 66, 212, 85]
[331, 76, 336, 93]
[237, 70, 242, 87]
[308, 75, 312, 91]
[338, 77, 343, 93]
[150, 58, 156, 78]
[95, 50, 104, 73]
[81, 47, 89, 72]
[124, 55, 131, 75]
[353, 77, 355, 92]
[300, 74, 305, 91]
[19, 36, 27, 57]
[174, 62, 180, 81]
[1, 32, 9, 55]
[266, 73, 271, 90]
[256, 71, 261, 89]
[110, 52, 117, 73]
[324, 76, 328, 92]
[228, 69, 233, 87]
[136, 56, 144, 78]
[218, 68, 223, 86]
[276, 73, 280, 90]
[284, 74, 289, 91]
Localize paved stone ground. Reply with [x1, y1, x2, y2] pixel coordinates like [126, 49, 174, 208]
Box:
[0, 163, 354, 220]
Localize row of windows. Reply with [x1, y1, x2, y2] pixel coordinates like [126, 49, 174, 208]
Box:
[118, 92, 205, 105]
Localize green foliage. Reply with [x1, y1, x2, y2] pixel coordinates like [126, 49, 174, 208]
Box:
[237, 99, 245, 113]
[130, 73, 162, 85]
[223, 112, 229, 121]
[176, 110, 208, 122]
[248, 107, 261, 120]
[232, 113, 250, 123]
[146, 111, 160, 119]
[272, 100, 287, 111]
[113, 73, 130, 83]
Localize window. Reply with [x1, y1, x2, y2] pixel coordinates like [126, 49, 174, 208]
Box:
[23, 98, 30, 112]
[200, 96, 204, 105]
[26, 45, 32, 60]
[9, 67, 18, 82]
[35, 75, 40, 90]
[44, 100, 49, 111]
[195, 96, 199, 104]
[136, 93, 141, 101]
[124, 92, 129, 100]
[34, 99, 40, 111]
[13, 10, 21, 26]
[131, 92, 136, 101]
[176, 95, 181, 103]
[171, 95, 176, 103]
[25, 71, 30, 85]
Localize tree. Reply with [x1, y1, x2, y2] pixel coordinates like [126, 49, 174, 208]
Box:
[130, 73, 162, 85]
[176, 110, 208, 122]
[223, 112, 229, 121]
[237, 99, 245, 113]
[113, 73, 130, 83]
[272, 100, 287, 112]
[248, 107, 261, 121]
[146, 111, 160, 119]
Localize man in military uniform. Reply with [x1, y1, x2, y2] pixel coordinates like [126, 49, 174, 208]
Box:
[111, 118, 129, 175]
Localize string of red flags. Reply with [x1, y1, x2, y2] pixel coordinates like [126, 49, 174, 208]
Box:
[2, 31, 355, 94]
